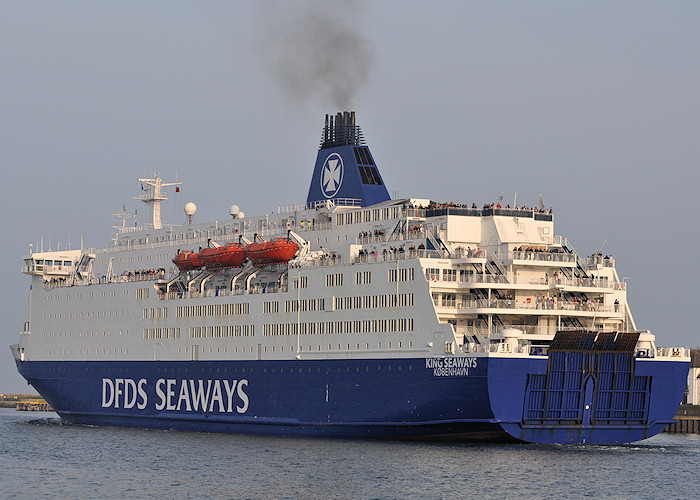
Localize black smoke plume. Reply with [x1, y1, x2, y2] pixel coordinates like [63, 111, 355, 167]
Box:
[258, 0, 374, 109]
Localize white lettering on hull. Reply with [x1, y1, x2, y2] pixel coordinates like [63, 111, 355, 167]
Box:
[425, 357, 478, 377]
[103, 378, 149, 409]
[102, 378, 249, 414]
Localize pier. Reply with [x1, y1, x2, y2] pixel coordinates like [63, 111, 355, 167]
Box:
[0, 394, 52, 412]
[664, 405, 700, 434]
[14, 401, 52, 411]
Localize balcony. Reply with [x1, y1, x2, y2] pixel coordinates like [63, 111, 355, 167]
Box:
[508, 250, 576, 265]
[436, 298, 616, 314]
[582, 254, 616, 269]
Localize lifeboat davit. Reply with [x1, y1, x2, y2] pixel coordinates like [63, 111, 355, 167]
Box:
[199, 242, 246, 270]
[245, 237, 299, 267]
[172, 250, 203, 271]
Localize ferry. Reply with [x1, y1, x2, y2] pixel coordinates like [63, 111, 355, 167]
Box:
[11, 111, 690, 444]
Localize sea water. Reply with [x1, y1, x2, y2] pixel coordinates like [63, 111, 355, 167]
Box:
[1, 408, 698, 499]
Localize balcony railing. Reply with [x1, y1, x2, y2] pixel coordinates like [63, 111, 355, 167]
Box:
[289, 255, 342, 269]
[415, 206, 554, 221]
[43, 269, 166, 289]
[352, 249, 441, 264]
[355, 227, 430, 246]
[583, 254, 616, 268]
[438, 298, 614, 313]
[549, 276, 625, 290]
[509, 250, 576, 264]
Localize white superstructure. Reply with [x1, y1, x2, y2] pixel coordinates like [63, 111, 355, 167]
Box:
[16, 177, 661, 367]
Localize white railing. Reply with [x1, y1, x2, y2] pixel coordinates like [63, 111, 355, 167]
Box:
[165, 284, 289, 301]
[509, 250, 576, 264]
[352, 249, 442, 264]
[357, 233, 389, 245]
[289, 256, 342, 269]
[43, 269, 167, 289]
[438, 298, 613, 313]
[455, 325, 623, 339]
[280, 198, 362, 213]
[583, 254, 616, 268]
[356, 227, 429, 245]
[458, 274, 505, 284]
[452, 248, 486, 259]
[656, 347, 688, 358]
[22, 264, 73, 275]
[297, 221, 332, 232]
[551, 277, 625, 290]
[458, 340, 688, 357]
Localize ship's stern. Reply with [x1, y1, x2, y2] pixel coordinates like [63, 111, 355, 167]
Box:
[486, 331, 690, 444]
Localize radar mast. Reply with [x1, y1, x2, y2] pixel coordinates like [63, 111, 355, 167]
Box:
[135, 175, 181, 229]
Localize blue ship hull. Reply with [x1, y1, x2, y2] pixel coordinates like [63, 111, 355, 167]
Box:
[15, 354, 688, 444]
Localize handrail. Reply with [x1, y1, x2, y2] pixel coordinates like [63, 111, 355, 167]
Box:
[352, 249, 441, 264]
[509, 250, 576, 263]
[438, 298, 614, 313]
[289, 256, 342, 269]
[42, 269, 167, 289]
[410, 206, 554, 221]
[582, 254, 616, 268]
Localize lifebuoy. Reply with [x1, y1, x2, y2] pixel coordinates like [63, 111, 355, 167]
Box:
[432, 276, 439, 282]
[616, 284, 624, 290]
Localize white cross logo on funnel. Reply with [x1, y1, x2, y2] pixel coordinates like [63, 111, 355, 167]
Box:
[321, 153, 343, 198]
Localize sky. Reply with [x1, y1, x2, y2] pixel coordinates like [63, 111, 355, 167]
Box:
[1, 1, 699, 392]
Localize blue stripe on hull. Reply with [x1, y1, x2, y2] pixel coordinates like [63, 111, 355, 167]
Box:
[18, 357, 514, 442]
[15, 356, 688, 444]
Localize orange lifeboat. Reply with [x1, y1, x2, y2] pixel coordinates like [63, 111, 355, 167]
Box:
[172, 250, 203, 271]
[245, 237, 299, 267]
[199, 242, 246, 270]
[214, 242, 246, 269]
[198, 247, 220, 270]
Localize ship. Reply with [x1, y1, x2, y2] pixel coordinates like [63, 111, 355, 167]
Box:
[11, 111, 690, 444]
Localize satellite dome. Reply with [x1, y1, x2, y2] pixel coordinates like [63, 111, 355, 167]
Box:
[229, 205, 240, 217]
[184, 202, 197, 216]
[237, 211, 245, 219]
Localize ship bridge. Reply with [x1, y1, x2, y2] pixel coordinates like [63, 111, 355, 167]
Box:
[21, 249, 85, 280]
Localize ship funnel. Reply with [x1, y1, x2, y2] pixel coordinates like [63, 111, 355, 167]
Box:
[321, 111, 360, 148]
[306, 111, 390, 208]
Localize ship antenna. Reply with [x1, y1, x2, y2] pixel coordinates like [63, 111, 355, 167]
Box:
[598, 240, 607, 254]
[112, 205, 137, 235]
